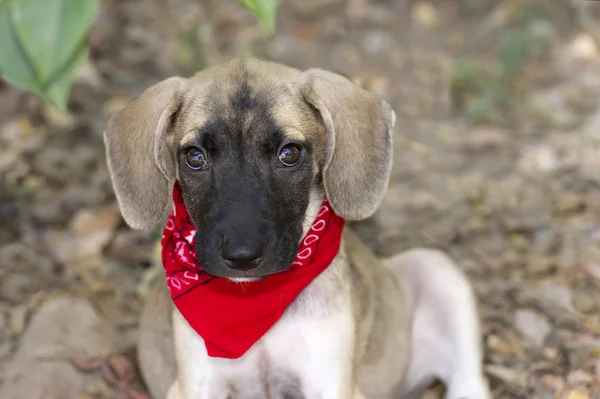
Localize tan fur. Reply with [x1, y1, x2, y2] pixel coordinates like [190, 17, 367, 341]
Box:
[299, 69, 395, 221]
[104, 58, 490, 399]
[104, 77, 187, 230]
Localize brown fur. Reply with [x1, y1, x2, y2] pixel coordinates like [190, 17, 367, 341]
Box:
[104, 58, 489, 399]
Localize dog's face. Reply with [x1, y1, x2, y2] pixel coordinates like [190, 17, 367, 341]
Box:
[104, 59, 395, 279]
[174, 68, 324, 279]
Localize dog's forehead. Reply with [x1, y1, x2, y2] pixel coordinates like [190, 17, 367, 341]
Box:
[176, 59, 317, 146]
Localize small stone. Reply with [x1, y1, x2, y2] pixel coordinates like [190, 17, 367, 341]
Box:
[543, 347, 559, 360]
[573, 289, 600, 314]
[527, 88, 576, 128]
[514, 308, 552, 347]
[42, 103, 76, 130]
[108, 231, 155, 265]
[70, 203, 120, 238]
[361, 30, 393, 56]
[567, 369, 594, 385]
[486, 334, 523, 356]
[458, 127, 508, 153]
[411, 2, 440, 28]
[0, 243, 55, 303]
[31, 191, 67, 225]
[554, 194, 586, 215]
[524, 255, 555, 277]
[0, 340, 13, 360]
[48, 203, 121, 267]
[567, 33, 598, 61]
[584, 262, 600, 281]
[484, 365, 528, 389]
[518, 144, 559, 176]
[531, 283, 573, 310]
[539, 374, 565, 391]
[0, 274, 31, 305]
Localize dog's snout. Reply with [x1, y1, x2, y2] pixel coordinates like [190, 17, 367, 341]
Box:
[219, 238, 264, 270]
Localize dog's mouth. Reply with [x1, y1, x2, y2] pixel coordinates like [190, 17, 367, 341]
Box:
[228, 276, 264, 283]
[195, 239, 300, 280]
[198, 256, 293, 280]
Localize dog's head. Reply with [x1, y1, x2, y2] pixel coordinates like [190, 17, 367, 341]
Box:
[104, 58, 395, 280]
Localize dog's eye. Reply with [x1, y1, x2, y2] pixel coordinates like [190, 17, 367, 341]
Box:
[184, 147, 208, 171]
[277, 144, 301, 167]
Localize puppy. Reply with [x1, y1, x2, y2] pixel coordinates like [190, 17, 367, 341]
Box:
[103, 58, 490, 399]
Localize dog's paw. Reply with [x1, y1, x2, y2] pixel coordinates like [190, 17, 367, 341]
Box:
[444, 378, 491, 399]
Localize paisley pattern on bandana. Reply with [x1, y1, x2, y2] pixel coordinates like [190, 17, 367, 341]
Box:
[161, 184, 346, 359]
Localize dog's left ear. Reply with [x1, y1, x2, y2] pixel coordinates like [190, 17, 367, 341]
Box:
[299, 69, 395, 220]
[103, 77, 188, 231]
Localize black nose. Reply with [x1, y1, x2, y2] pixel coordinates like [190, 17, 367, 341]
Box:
[219, 238, 264, 270]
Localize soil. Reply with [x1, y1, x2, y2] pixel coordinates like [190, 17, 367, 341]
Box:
[1, 0, 600, 398]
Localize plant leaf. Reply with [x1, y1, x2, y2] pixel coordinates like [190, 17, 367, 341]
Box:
[0, 3, 39, 94]
[238, 0, 280, 36]
[44, 44, 88, 111]
[9, 0, 97, 85]
[0, 0, 96, 110]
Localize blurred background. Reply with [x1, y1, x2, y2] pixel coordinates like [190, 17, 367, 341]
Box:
[1, 0, 600, 398]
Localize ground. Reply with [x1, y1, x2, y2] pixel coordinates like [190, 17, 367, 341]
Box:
[0, 0, 599, 398]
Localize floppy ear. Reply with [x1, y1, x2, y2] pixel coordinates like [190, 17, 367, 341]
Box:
[299, 69, 395, 221]
[103, 77, 187, 231]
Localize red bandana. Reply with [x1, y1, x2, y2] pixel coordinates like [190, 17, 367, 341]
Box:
[161, 184, 346, 359]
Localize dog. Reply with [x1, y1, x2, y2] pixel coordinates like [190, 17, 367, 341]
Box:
[103, 58, 490, 399]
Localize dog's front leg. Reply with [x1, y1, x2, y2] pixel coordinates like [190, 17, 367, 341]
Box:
[295, 308, 357, 399]
[168, 309, 212, 399]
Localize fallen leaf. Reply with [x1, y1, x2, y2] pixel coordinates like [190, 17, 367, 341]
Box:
[485, 365, 528, 389]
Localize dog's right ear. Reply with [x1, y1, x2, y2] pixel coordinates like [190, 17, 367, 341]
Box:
[104, 77, 188, 231]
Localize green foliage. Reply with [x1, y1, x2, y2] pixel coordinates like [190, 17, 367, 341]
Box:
[450, 59, 501, 121]
[0, 0, 97, 110]
[498, 18, 553, 78]
[0, 0, 280, 112]
[450, 16, 553, 123]
[238, 0, 280, 36]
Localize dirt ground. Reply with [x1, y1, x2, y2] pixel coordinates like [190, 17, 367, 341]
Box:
[1, 0, 600, 398]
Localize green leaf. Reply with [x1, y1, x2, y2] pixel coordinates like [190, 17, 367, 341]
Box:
[44, 44, 88, 110]
[465, 90, 496, 121]
[238, 0, 280, 36]
[0, 4, 39, 94]
[498, 30, 530, 78]
[450, 58, 478, 90]
[10, 0, 97, 85]
[0, 0, 97, 110]
[498, 18, 552, 79]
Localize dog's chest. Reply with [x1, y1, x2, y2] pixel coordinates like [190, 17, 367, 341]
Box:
[174, 295, 353, 399]
[173, 262, 354, 399]
[206, 343, 304, 399]
[181, 311, 340, 399]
